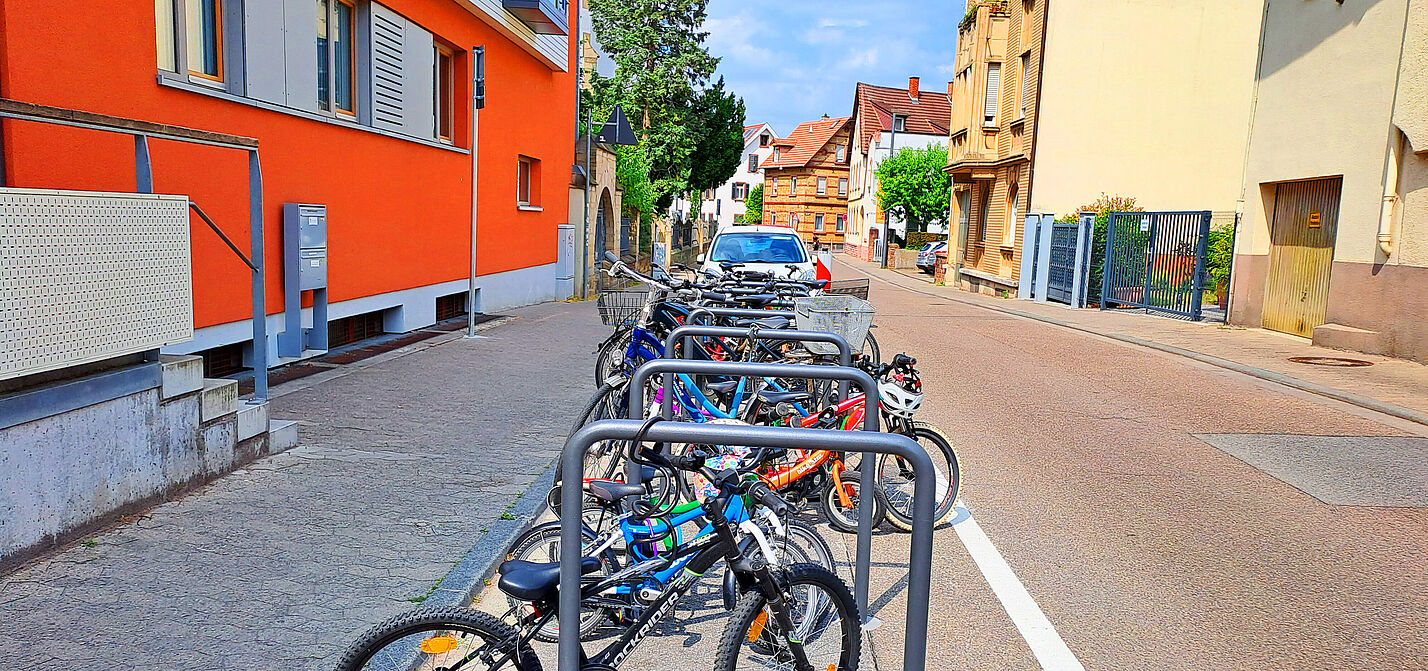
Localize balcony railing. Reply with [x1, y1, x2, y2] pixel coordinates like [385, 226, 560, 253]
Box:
[503, 0, 569, 35]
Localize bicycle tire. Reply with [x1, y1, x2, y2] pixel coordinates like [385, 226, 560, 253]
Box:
[335, 606, 539, 671]
[861, 331, 881, 365]
[875, 421, 960, 532]
[503, 524, 618, 642]
[558, 382, 627, 486]
[819, 470, 884, 534]
[593, 330, 630, 387]
[713, 564, 860, 671]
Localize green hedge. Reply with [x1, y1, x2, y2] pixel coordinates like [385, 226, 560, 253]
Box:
[905, 231, 947, 249]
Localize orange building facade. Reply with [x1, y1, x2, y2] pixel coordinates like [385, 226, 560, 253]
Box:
[761, 116, 852, 248]
[0, 0, 577, 370]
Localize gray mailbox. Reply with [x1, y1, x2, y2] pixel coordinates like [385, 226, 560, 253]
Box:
[280, 203, 330, 357]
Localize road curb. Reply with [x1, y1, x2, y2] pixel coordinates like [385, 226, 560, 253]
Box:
[843, 256, 1428, 431]
[424, 461, 557, 608]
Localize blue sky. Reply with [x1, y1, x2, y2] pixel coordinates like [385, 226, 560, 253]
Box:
[704, 0, 965, 136]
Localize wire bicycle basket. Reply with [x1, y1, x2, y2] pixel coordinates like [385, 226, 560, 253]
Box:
[597, 285, 651, 328]
[793, 295, 875, 355]
[822, 278, 870, 300]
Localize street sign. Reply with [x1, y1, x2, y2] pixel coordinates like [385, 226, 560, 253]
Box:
[596, 106, 638, 146]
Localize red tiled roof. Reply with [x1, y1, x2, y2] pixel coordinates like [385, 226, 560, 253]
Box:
[762, 116, 851, 169]
[851, 82, 951, 154]
[743, 123, 777, 144]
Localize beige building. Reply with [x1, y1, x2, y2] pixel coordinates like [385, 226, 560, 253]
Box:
[1231, 0, 1428, 362]
[945, 0, 1045, 294]
[1030, 0, 1262, 217]
[762, 116, 853, 247]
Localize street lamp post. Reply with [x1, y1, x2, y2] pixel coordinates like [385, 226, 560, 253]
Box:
[881, 122, 897, 269]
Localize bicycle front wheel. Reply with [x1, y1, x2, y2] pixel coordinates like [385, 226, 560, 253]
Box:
[336, 606, 539, 671]
[714, 564, 860, 671]
[875, 421, 960, 532]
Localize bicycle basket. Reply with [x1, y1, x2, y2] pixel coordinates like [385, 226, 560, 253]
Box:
[823, 278, 870, 300]
[597, 285, 651, 328]
[793, 295, 875, 356]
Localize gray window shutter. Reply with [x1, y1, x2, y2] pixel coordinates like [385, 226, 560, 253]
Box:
[984, 62, 1001, 124]
[244, 0, 287, 105]
[369, 3, 435, 138]
[370, 4, 406, 131]
[401, 23, 435, 138]
[282, 0, 319, 111]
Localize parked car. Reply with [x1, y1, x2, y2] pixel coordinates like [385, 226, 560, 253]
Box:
[916, 241, 948, 274]
[699, 225, 816, 280]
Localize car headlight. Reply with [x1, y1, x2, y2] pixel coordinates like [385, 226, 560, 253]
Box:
[797, 268, 816, 281]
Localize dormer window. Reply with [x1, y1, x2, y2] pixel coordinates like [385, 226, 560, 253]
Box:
[892, 115, 907, 132]
[760, 133, 771, 147]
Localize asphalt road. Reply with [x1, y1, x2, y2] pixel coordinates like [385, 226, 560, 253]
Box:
[836, 258, 1428, 670]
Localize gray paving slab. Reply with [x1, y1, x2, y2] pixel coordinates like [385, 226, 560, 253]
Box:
[1195, 434, 1428, 507]
[0, 300, 607, 671]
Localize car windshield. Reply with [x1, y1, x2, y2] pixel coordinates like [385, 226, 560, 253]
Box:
[710, 232, 807, 264]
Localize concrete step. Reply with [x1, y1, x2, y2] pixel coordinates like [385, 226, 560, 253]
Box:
[268, 419, 300, 453]
[159, 354, 204, 401]
[200, 378, 239, 423]
[236, 401, 269, 442]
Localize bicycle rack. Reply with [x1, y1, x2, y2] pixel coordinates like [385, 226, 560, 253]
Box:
[686, 306, 797, 325]
[661, 324, 853, 399]
[558, 419, 937, 671]
[625, 360, 883, 625]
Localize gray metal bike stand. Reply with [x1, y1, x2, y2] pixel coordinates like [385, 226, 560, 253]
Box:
[626, 359, 882, 627]
[558, 419, 937, 671]
[686, 306, 797, 325]
[662, 324, 853, 399]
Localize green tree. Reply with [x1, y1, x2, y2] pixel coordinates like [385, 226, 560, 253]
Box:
[587, 0, 719, 208]
[1057, 193, 1142, 304]
[875, 145, 951, 234]
[737, 183, 763, 224]
[685, 77, 747, 195]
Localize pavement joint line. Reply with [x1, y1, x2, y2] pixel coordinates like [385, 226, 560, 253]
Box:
[424, 460, 558, 609]
[951, 506, 1086, 671]
[840, 257, 1428, 431]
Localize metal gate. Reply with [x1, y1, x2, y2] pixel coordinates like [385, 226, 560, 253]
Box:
[1018, 212, 1092, 307]
[1101, 210, 1212, 320]
[1262, 177, 1341, 337]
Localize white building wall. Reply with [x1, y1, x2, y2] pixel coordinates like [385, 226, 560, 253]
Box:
[848, 131, 949, 241]
[672, 123, 778, 230]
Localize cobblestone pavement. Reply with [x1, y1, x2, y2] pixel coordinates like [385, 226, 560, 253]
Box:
[0, 300, 606, 671]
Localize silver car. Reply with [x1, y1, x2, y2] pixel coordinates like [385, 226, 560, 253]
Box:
[916, 241, 947, 273]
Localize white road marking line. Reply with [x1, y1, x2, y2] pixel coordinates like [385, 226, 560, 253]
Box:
[953, 505, 1086, 671]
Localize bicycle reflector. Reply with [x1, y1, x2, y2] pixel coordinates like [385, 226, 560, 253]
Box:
[747, 612, 767, 642]
[419, 635, 459, 654]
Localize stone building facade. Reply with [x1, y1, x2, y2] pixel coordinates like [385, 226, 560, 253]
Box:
[762, 116, 852, 248]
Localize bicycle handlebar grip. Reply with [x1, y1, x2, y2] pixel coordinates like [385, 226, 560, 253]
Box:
[603, 250, 620, 265]
[700, 291, 732, 303]
[749, 482, 789, 517]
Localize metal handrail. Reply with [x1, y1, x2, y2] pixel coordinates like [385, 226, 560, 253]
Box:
[189, 202, 257, 271]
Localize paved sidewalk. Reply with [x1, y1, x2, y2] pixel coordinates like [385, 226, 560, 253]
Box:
[0, 300, 607, 671]
[841, 255, 1428, 427]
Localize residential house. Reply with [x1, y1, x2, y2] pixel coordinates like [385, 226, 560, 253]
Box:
[671, 123, 779, 235]
[762, 116, 852, 248]
[945, 0, 1262, 296]
[845, 77, 951, 261]
[1230, 0, 1428, 362]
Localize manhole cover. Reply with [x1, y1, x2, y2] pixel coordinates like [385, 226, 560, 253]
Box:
[1287, 356, 1374, 367]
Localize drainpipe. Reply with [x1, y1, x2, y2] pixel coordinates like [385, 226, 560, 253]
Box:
[1377, 0, 1413, 259]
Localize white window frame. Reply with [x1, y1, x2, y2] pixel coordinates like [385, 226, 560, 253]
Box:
[838, 178, 847, 197]
[814, 213, 825, 232]
[817, 176, 827, 196]
[984, 62, 1002, 127]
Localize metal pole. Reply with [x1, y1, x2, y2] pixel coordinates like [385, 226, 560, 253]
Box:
[584, 109, 594, 295]
[248, 150, 268, 401]
[1100, 212, 1115, 310]
[466, 54, 481, 338]
[880, 124, 896, 268]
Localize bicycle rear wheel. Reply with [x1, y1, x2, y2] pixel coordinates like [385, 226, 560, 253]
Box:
[714, 564, 860, 671]
[336, 606, 539, 671]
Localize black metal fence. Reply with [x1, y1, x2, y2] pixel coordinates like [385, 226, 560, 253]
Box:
[1101, 211, 1212, 320]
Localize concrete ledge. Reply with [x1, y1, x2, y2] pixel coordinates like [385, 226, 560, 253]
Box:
[0, 361, 160, 430]
[1312, 323, 1390, 356]
[200, 379, 238, 423]
[236, 401, 268, 441]
[159, 355, 204, 400]
[268, 419, 300, 453]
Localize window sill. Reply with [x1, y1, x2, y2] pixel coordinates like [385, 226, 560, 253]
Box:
[1010, 117, 1026, 129]
[156, 74, 470, 155]
[517, 205, 544, 212]
[982, 124, 1000, 132]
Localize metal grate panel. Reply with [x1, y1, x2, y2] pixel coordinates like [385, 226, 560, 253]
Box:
[1, 188, 193, 380]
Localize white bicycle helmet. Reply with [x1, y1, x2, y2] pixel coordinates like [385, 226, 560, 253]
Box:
[878, 380, 922, 418]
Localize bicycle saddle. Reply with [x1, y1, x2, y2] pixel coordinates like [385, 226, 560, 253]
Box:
[733, 293, 777, 307]
[704, 380, 740, 395]
[756, 389, 812, 404]
[497, 557, 602, 601]
[586, 479, 646, 503]
[752, 316, 790, 329]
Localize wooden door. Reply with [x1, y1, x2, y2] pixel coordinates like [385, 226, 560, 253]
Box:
[1262, 177, 1341, 337]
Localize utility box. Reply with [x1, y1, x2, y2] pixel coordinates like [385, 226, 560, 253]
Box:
[280, 203, 330, 357]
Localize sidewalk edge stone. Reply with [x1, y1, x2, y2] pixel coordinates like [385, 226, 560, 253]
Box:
[425, 461, 557, 608]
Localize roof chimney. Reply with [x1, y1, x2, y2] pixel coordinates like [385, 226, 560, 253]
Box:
[947, 80, 955, 97]
[821, 113, 830, 120]
[908, 76, 920, 99]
